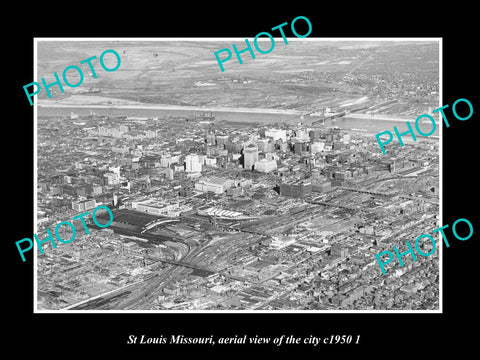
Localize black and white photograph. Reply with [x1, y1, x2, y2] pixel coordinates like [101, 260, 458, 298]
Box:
[33, 38, 441, 312]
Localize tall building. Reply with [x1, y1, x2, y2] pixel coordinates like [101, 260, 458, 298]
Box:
[254, 159, 277, 173]
[295, 129, 309, 141]
[309, 130, 320, 142]
[226, 142, 242, 154]
[110, 166, 121, 177]
[216, 134, 229, 146]
[280, 180, 312, 198]
[206, 132, 216, 145]
[265, 140, 275, 153]
[184, 154, 203, 173]
[257, 139, 269, 152]
[244, 144, 258, 170]
[294, 142, 303, 155]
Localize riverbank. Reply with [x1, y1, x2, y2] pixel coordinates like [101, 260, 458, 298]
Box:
[38, 100, 303, 116]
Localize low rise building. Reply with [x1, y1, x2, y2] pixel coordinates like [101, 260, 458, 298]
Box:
[195, 177, 233, 194]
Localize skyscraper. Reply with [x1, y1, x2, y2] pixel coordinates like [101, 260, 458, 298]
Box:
[257, 139, 269, 152]
[216, 134, 229, 146]
[244, 144, 258, 170]
[294, 142, 303, 155]
[206, 132, 216, 145]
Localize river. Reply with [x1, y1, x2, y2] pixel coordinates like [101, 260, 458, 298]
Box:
[37, 105, 440, 137]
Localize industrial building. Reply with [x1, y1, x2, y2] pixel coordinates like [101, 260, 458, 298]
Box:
[132, 199, 191, 217]
[195, 177, 233, 194]
[71, 199, 96, 212]
[280, 180, 312, 198]
[312, 181, 332, 193]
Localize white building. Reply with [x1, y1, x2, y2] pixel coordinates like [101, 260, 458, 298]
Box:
[118, 125, 129, 133]
[109, 166, 121, 177]
[160, 155, 180, 168]
[104, 172, 120, 185]
[204, 157, 217, 166]
[257, 139, 269, 152]
[254, 159, 277, 173]
[265, 128, 287, 142]
[310, 141, 325, 154]
[244, 144, 258, 170]
[72, 199, 96, 212]
[145, 130, 157, 138]
[195, 177, 233, 194]
[295, 129, 309, 141]
[132, 199, 191, 217]
[185, 154, 203, 173]
[264, 152, 279, 161]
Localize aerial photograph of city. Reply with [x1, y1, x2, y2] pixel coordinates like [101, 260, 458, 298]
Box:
[35, 38, 440, 311]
